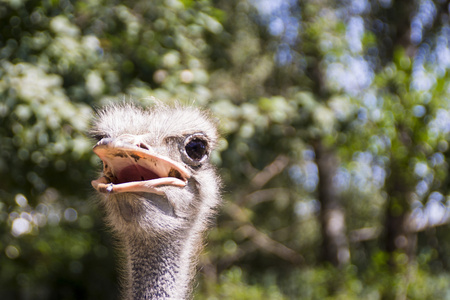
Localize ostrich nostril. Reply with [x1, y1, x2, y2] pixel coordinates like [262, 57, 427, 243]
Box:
[138, 143, 149, 150]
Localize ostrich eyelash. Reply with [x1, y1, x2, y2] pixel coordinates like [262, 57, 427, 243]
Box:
[92, 133, 108, 141]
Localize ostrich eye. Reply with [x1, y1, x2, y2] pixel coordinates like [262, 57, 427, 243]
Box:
[183, 133, 209, 163]
[185, 138, 208, 161]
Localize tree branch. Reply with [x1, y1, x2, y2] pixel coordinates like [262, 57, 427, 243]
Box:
[236, 224, 304, 265]
[225, 202, 304, 265]
[250, 155, 289, 190]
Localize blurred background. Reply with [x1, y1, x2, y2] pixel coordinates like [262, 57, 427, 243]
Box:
[1, 0, 450, 299]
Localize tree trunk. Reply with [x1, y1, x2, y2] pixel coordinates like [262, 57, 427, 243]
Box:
[384, 153, 417, 267]
[314, 140, 350, 267]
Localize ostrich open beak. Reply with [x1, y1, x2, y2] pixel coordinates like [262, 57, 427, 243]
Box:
[91, 138, 190, 195]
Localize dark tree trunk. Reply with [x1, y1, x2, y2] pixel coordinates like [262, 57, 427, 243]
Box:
[314, 140, 350, 267]
[383, 125, 417, 267]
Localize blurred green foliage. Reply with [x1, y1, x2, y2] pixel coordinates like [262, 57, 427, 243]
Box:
[1, 0, 450, 299]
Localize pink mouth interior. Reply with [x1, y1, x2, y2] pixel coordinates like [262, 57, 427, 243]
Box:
[114, 165, 160, 184]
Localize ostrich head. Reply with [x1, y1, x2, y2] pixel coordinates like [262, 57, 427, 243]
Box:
[90, 103, 221, 299]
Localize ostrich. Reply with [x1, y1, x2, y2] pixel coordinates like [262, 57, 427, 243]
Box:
[90, 103, 221, 299]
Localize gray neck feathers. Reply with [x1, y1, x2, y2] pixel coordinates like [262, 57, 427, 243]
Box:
[123, 228, 202, 299]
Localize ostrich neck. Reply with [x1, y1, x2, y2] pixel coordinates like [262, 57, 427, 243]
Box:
[124, 230, 201, 300]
